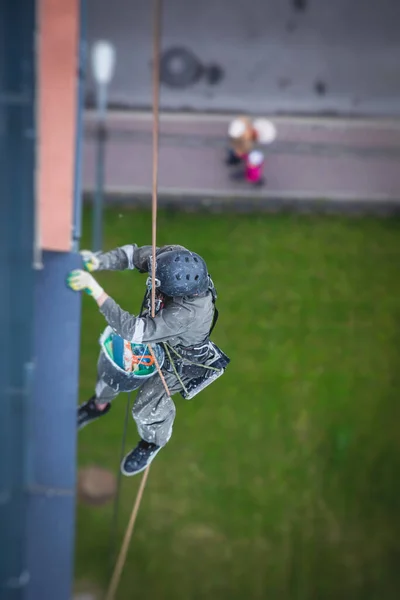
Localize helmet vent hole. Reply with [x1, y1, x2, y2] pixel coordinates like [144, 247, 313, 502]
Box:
[185, 257, 190, 262]
[176, 274, 182, 280]
[186, 274, 190, 280]
[193, 257, 198, 262]
[174, 256, 180, 262]
[194, 275, 199, 280]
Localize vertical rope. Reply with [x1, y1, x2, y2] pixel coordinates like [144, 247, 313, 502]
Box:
[148, 0, 171, 398]
[104, 1, 164, 598]
[150, 0, 161, 319]
[104, 466, 151, 600]
[108, 393, 131, 576]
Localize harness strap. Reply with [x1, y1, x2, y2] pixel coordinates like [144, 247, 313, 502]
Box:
[164, 342, 221, 372]
[209, 305, 219, 336]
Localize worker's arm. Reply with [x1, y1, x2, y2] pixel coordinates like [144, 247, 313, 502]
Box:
[66, 269, 193, 343]
[80, 245, 142, 272]
[98, 295, 193, 343]
[80, 244, 187, 273]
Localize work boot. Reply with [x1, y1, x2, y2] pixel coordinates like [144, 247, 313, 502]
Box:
[77, 396, 111, 430]
[120, 440, 161, 476]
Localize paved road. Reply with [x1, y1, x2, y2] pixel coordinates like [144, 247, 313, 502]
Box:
[83, 111, 400, 210]
[86, 0, 400, 116]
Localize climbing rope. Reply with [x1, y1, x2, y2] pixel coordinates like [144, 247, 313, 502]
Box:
[104, 1, 167, 598]
[107, 393, 131, 575]
[150, 0, 160, 319]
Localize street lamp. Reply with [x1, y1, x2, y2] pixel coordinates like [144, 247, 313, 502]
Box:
[91, 40, 116, 252]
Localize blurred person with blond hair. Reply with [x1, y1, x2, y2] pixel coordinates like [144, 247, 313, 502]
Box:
[226, 116, 276, 185]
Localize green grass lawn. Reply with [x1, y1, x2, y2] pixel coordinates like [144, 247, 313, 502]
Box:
[75, 206, 400, 600]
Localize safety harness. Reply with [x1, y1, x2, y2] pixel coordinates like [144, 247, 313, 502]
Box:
[139, 278, 229, 399]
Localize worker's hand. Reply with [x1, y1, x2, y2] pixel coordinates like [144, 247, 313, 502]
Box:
[66, 269, 104, 300]
[80, 249, 100, 272]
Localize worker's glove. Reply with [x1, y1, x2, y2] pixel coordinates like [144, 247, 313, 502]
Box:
[80, 249, 100, 272]
[66, 269, 104, 300]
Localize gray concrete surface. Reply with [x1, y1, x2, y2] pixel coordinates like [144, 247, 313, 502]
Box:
[82, 111, 400, 211]
[86, 0, 400, 116]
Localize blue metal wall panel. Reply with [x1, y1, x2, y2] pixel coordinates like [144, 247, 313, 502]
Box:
[0, 0, 36, 598]
[26, 251, 82, 600]
[1, 0, 85, 597]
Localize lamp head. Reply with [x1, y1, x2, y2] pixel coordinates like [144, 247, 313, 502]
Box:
[91, 41, 116, 85]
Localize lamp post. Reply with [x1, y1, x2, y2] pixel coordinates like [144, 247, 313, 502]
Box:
[91, 40, 116, 252]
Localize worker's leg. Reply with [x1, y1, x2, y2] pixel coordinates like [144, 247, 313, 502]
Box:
[121, 371, 183, 476]
[132, 371, 183, 446]
[77, 351, 142, 430]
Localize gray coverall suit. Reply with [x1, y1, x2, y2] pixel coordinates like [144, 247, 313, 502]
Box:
[94, 243, 215, 447]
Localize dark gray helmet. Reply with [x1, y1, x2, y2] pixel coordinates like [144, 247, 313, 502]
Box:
[151, 249, 209, 297]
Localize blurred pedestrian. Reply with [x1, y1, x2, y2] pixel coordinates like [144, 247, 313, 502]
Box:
[226, 116, 257, 165]
[226, 117, 276, 186]
[245, 150, 265, 186]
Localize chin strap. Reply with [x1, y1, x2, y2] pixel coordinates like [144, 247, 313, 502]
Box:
[208, 276, 219, 335]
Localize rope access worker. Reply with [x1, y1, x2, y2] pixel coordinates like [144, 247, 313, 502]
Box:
[67, 244, 230, 476]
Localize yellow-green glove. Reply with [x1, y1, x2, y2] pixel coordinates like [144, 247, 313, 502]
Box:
[80, 249, 100, 272]
[66, 269, 104, 300]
